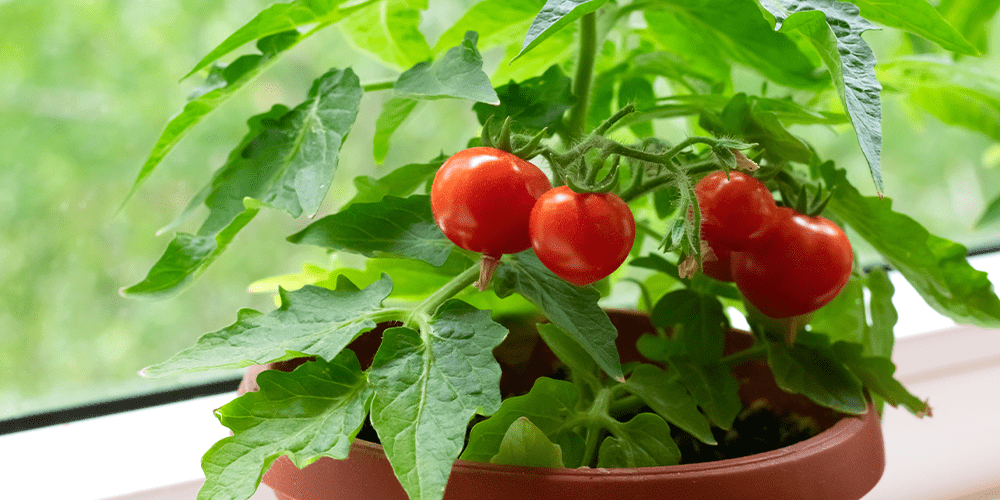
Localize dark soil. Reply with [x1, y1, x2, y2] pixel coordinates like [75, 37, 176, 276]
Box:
[671, 399, 821, 464]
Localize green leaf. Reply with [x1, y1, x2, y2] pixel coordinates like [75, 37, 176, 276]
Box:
[473, 65, 576, 133]
[766, 333, 868, 414]
[640, 14, 731, 89]
[123, 32, 300, 210]
[346, 157, 444, 208]
[288, 195, 452, 267]
[394, 31, 499, 104]
[667, 356, 741, 430]
[809, 272, 867, 345]
[618, 76, 656, 137]
[432, 0, 544, 55]
[822, 163, 1000, 328]
[762, 0, 884, 194]
[183, 0, 357, 79]
[488, 417, 565, 468]
[699, 93, 812, 164]
[536, 322, 598, 379]
[494, 251, 623, 380]
[126, 69, 364, 299]
[623, 364, 716, 445]
[515, 0, 609, 61]
[597, 413, 681, 467]
[373, 98, 419, 164]
[494, 22, 577, 84]
[197, 353, 370, 500]
[651, 289, 726, 363]
[339, 0, 432, 71]
[462, 377, 582, 466]
[313, 254, 474, 300]
[866, 268, 897, 358]
[645, 0, 827, 90]
[843, 0, 978, 55]
[123, 198, 263, 299]
[937, 0, 1000, 54]
[878, 59, 1000, 142]
[140, 275, 392, 377]
[368, 300, 506, 500]
[977, 192, 1000, 228]
[831, 341, 929, 416]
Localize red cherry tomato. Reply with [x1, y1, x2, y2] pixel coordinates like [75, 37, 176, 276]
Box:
[695, 171, 777, 251]
[731, 207, 853, 318]
[431, 147, 552, 257]
[528, 186, 636, 286]
[702, 242, 734, 282]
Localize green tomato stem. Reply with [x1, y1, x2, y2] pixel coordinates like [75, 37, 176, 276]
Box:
[362, 80, 396, 92]
[565, 12, 598, 144]
[408, 264, 480, 326]
[580, 387, 615, 466]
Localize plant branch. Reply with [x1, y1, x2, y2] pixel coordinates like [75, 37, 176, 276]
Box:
[721, 344, 768, 368]
[408, 264, 480, 326]
[362, 80, 396, 92]
[565, 12, 598, 143]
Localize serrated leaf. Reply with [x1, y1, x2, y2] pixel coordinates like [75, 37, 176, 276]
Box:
[198, 353, 370, 500]
[473, 65, 576, 133]
[394, 31, 499, 104]
[766, 333, 867, 414]
[183, 0, 357, 79]
[624, 364, 716, 445]
[494, 250, 623, 380]
[866, 268, 896, 358]
[126, 69, 364, 299]
[645, 0, 827, 90]
[489, 417, 564, 468]
[373, 98, 419, 164]
[288, 195, 452, 266]
[123, 32, 300, 210]
[597, 413, 681, 468]
[432, 0, 544, 55]
[843, 0, 978, 55]
[937, 0, 1000, 54]
[141, 275, 392, 377]
[462, 377, 582, 466]
[369, 300, 506, 500]
[346, 157, 444, 208]
[667, 356, 741, 430]
[831, 341, 927, 416]
[762, 0, 884, 194]
[339, 0, 432, 71]
[822, 163, 1000, 328]
[516, 0, 609, 61]
[123, 198, 263, 299]
[651, 289, 726, 363]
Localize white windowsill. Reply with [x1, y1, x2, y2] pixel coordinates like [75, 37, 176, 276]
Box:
[3, 254, 1000, 500]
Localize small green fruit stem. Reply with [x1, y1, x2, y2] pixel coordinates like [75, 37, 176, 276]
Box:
[408, 264, 480, 326]
[565, 12, 598, 144]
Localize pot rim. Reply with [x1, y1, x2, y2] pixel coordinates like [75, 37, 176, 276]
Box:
[344, 401, 876, 477]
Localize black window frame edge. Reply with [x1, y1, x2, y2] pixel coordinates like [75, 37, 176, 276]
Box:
[0, 376, 242, 436]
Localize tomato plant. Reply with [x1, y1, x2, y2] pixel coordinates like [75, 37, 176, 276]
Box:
[695, 170, 777, 252]
[122, 0, 999, 497]
[529, 186, 635, 286]
[431, 147, 552, 258]
[731, 207, 854, 318]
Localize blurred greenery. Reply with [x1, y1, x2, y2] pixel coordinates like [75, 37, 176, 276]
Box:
[1, 0, 999, 420]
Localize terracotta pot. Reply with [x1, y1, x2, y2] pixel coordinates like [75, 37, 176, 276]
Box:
[242, 310, 885, 500]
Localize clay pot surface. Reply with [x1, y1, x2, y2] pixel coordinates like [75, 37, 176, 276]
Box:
[244, 310, 885, 500]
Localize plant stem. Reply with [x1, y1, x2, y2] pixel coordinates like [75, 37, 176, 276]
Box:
[565, 12, 598, 144]
[408, 265, 480, 325]
[580, 387, 614, 467]
[362, 80, 396, 92]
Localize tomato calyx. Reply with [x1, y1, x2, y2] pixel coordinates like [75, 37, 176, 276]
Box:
[480, 115, 548, 161]
[775, 171, 837, 217]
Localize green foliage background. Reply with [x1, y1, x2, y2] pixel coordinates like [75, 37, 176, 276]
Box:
[1, 0, 1000, 419]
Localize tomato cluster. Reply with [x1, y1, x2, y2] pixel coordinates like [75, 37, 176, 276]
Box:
[695, 171, 853, 319]
[431, 147, 635, 287]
